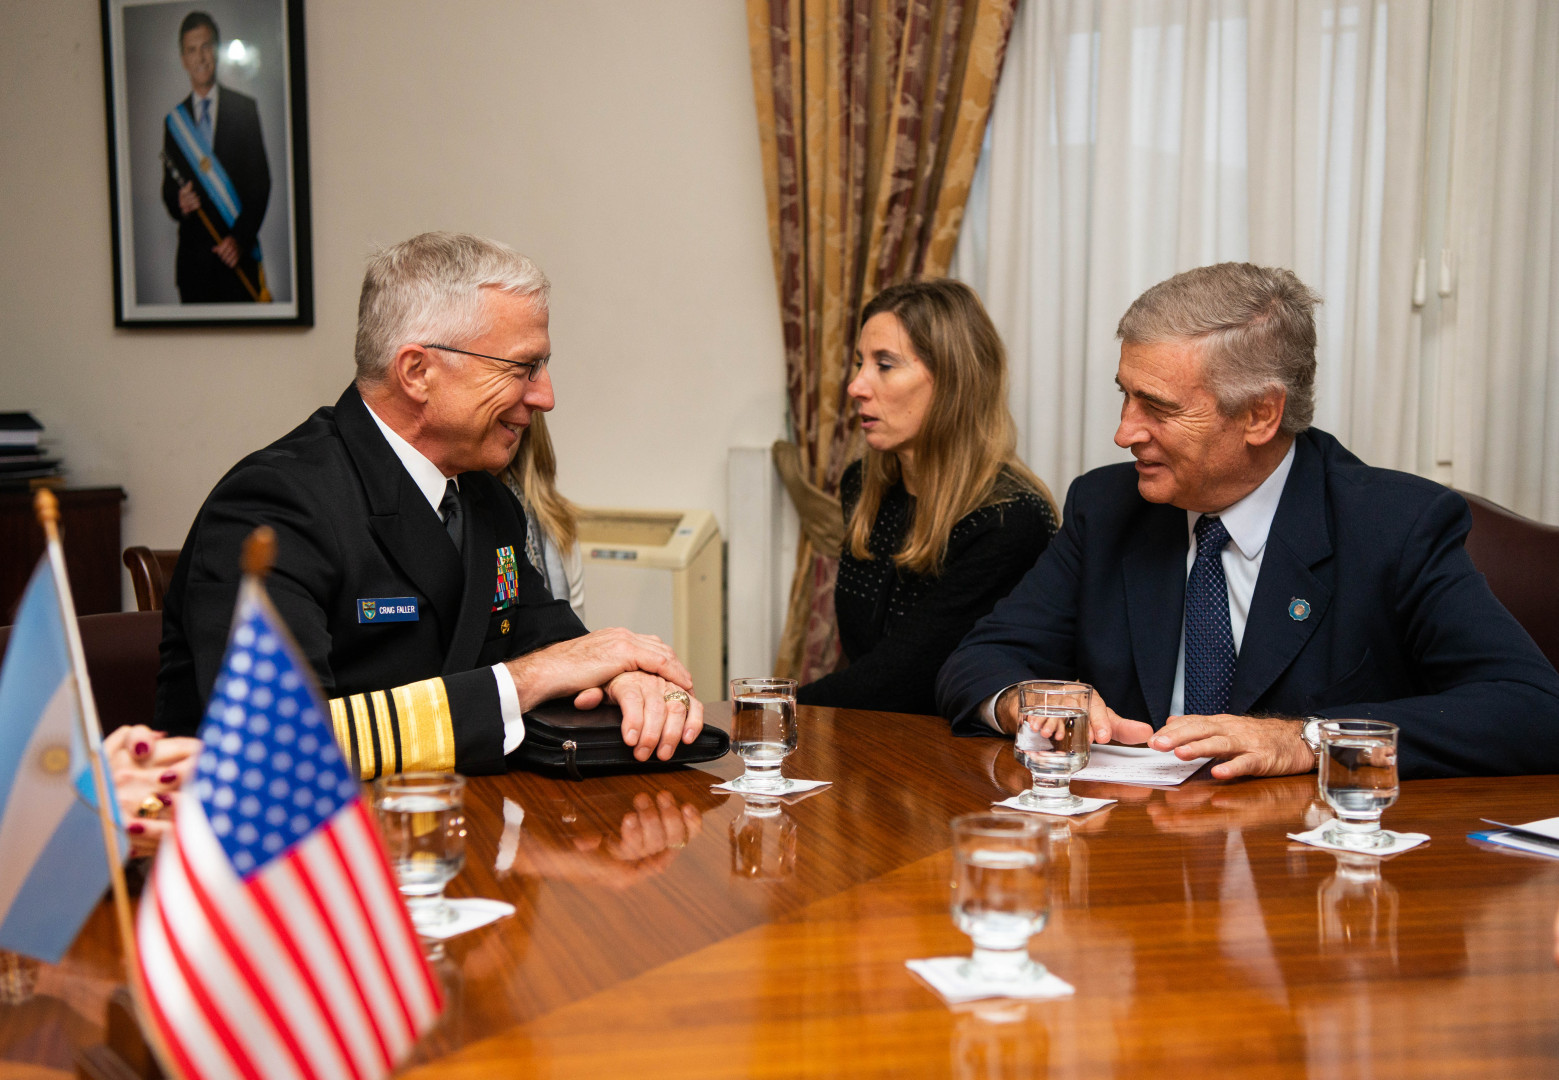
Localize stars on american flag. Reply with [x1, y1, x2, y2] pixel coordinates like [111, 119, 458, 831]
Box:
[194, 617, 358, 876]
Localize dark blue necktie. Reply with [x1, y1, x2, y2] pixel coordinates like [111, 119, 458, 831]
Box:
[1184, 515, 1236, 715]
[439, 479, 464, 554]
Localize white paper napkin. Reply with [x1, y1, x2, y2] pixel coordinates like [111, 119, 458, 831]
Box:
[993, 794, 1116, 817]
[416, 898, 516, 940]
[1286, 824, 1429, 856]
[906, 957, 1075, 1005]
[711, 777, 832, 802]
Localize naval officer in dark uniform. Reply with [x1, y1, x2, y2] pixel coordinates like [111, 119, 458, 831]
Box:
[157, 232, 704, 776]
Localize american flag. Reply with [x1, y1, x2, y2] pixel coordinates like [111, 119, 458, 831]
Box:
[136, 573, 442, 1080]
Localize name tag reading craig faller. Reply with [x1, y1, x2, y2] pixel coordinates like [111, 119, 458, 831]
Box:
[358, 597, 419, 623]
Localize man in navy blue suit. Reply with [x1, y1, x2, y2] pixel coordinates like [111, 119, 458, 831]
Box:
[937, 263, 1559, 779]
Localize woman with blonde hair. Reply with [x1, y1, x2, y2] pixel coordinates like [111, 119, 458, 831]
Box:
[498, 411, 586, 620]
[797, 278, 1058, 716]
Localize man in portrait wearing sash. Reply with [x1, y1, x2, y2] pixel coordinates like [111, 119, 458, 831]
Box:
[160, 11, 271, 303]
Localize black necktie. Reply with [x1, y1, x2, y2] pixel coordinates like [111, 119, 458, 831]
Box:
[439, 479, 464, 554]
[1184, 515, 1236, 715]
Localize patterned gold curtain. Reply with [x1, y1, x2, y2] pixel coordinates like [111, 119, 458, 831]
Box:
[748, 0, 1020, 682]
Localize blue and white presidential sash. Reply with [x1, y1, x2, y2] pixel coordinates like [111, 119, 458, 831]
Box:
[165, 101, 262, 261]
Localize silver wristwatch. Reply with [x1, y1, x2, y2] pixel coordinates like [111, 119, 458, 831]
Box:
[1300, 716, 1327, 765]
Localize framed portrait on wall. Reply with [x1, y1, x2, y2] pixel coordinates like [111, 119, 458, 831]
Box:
[100, 0, 312, 327]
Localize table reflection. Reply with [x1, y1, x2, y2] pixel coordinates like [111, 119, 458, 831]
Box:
[950, 1000, 1047, 1079]
[1143, 777, 1324, 836]
[729, 796, 798, 880]
[1317, 851, 1400, 973]
[492, 783, 709, 890]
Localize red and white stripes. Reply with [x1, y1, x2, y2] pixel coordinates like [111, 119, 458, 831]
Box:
[137, 797, 441, 1080]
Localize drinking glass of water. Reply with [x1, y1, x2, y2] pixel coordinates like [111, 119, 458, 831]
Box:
[728, 677, 798, 794]
[949, 813, 1051, 985]
[1318, 720, 1399, 850]
[374, 772, 467, 930]
[1013, 681, 1093, 811]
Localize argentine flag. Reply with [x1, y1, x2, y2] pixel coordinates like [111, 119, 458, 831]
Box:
[0, 558, 121, 963]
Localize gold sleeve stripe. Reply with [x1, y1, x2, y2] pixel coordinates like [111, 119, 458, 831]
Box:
[370, 690, 399, 776]
[391, 678, 456, 773]
[326, 678, 454, 780]
[328, 697, 356, 775]
[348, 692, 378, 779]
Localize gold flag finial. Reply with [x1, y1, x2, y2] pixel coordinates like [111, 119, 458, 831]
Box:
[34, 488, 61, 543]
[242, 525, 277, 577]
[34, 488, 60, 527]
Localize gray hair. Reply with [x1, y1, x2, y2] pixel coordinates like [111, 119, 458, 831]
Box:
[354, 232, 550, 385]
[1116, 263, 1321, 436]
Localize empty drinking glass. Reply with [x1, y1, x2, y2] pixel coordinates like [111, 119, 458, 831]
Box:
[1013, 681, 1093, 811]
[1318, 720, 1399, 850]
[374, 772, 467, 930]
[949, 813, 1051, 985]
[728, 677, 798, 794]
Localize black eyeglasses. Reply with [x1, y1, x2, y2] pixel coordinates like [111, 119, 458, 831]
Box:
[421, 343, 551, 381]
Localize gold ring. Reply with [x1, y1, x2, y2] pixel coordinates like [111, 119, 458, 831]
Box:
[663, 689, 691, 708]
[136, 795, 165, 819]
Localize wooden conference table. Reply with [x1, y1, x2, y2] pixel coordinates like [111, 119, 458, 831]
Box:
[4, 706, 1558, 1078]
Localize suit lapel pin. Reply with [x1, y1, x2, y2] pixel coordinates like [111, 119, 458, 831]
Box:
[1288, 597, 1311, 622]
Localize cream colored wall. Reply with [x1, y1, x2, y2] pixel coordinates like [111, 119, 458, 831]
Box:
[0, 1, 785, 604]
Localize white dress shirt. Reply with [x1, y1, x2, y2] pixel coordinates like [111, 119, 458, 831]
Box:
[365, 405, 527, 753]
[1169, 440, 1296, 716]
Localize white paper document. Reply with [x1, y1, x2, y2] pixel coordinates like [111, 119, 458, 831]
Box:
[1072, 744, 1210, 787]
[1470, 815, 1559, 860]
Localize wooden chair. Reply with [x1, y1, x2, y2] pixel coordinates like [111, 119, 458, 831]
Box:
[123, 546, 181, 612]
[0, 610, 162, 735]
[1458, 489, 1559, 671]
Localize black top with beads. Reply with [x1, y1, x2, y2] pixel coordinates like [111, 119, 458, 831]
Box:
[797, 459, 1058, 716]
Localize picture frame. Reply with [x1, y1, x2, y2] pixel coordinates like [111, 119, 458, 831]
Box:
[100, 0, 312, 327]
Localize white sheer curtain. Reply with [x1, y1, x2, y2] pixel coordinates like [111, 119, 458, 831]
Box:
[1439, 1, 1559, 522]
[955, 0, 1559, 524]
[952, 0, 1254, 490]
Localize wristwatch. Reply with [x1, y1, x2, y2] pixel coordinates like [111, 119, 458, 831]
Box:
[1300, 716, 1327, 766]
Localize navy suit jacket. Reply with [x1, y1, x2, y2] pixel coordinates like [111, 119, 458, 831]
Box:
[936, 429, 1559, 778]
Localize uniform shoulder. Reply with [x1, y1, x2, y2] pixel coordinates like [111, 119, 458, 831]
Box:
[208, 404, 344, 497]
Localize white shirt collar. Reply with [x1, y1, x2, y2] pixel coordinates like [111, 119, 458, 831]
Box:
[364, 402, 454, 515]
[1186, 439, 1297, 560]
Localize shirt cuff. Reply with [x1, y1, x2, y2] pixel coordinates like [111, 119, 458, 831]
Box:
[982, 689, 1009, 733]
[493, 663, 526, 754]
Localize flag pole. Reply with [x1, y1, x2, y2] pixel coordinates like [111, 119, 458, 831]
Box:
[34, 490, 187, 1080]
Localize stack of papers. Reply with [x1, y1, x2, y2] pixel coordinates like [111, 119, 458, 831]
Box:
[1469, 816, 1559, 859]
[1073, 743, 1211, 787]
